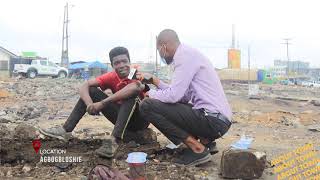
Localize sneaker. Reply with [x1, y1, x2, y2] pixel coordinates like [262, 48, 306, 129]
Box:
[206, 141, 219, 154]
[174, 148, 212, 167]
[39, 126, 70, 140]
[95, 138, 120, 158]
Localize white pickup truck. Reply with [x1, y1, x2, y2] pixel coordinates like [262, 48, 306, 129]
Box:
[13, 59, 68, 78]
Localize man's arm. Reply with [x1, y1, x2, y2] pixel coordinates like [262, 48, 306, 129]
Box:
[79, 79, 100, 106]
[101, 81, 145, 105]
[86, 81, 146, 114]
[157, 80, 170, 89]
[151, 76, 170, 89]
[147, 57, 200, 103]
[136, 72, 169, 89]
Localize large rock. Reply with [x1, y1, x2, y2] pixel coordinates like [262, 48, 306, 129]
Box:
[13, 124, 38, 140]
[221, 148, 266, 179]
[311, 100, 320, 106]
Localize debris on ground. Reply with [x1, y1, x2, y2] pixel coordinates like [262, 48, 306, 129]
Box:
[1, 78, 320, 179]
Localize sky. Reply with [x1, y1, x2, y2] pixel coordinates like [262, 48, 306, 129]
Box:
[0, 0, 319, 68]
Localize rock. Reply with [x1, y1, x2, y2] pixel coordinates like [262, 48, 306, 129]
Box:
[0, 124, 11, 138]
[292, 118, 304, 128]
[0, 110, 7, 116]
[241, 110, 249, 114]
[193, 174, 202, 180]
[35, 90, 45, 96]
[308, 125, 320, 132]
[80, 176, 88, 180]
[298, 102, 307, 107]
[0, 116, 12, 123]
[301, 110, 313, 114]
[311, 100, 320, 106]
[22, 164, 33, 173]
[153, 159, 160, 163]
[55, 162, 72, 171]
[248, 95, 261, 100]
[280, 117, 303, 128]
[225, 90, 240, 96]
[14, 124, 38, 140]
[0, 171, 4, 176]
[12, 103, 47, 121]
[6, 169, 12, 177]
[251, 111, 262, 116]
[220, 148, 266, 179]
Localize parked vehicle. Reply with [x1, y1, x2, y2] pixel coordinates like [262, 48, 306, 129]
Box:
[13, 60, 68, 78]
[301, 80, 320, 88]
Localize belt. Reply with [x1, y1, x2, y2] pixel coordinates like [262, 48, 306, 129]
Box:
[202, 109, 232, 128]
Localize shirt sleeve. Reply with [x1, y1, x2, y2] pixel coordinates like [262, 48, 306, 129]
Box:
[148, 58, 200, 103]
[180, 91, 191, 103]
[157, 80, 169, 89]
[96, 73, 112, 90]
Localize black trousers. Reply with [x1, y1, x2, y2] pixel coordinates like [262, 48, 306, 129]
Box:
[139, 99, 230, 145]
[63, 87, 149, 139]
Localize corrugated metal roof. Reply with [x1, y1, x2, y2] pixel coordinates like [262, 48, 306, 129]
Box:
[68, 61, 107, 70]
[0, 46, 18, 57]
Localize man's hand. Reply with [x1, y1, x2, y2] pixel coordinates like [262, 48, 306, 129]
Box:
[136, 72, 158, 85]
[86, 102, 104, 115]
[103, 89, 113, 96]
[135, 71, 146, 81]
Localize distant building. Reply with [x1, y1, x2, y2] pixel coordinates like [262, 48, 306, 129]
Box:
[269, 65, 287, 77]
[228, 49, 241, 69]
[307, 68, 320, 80]
[1, 46, 49, 77]
[0, 46, 18, 77]
[274, 59, 310, 74]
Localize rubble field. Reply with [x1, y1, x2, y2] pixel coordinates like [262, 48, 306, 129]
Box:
[0, 77, 319, 179]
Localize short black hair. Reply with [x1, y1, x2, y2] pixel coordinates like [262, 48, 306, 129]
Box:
[109, 47, 130, 64]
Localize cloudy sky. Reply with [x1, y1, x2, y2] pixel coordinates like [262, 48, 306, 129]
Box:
[0, 0, 319, 68]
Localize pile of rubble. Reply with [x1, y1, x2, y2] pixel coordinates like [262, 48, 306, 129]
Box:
[0, 78, 83, 124]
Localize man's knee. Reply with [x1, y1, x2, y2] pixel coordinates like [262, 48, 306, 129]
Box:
[88, 87, 107, 102]
[139, 98, 160, 114]
[89, 87, 100, 95]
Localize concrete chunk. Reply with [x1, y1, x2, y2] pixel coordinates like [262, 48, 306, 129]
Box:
[13, 124, 38, 140]
[311, 100, 320, 106]
[221, 148, 266, 179]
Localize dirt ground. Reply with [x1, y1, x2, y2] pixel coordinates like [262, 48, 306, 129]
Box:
[0, 77, 319, 179]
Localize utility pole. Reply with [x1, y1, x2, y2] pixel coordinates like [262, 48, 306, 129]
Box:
[247, 45, 252, 122]
[232, 24, 235, 48]
[61, 3, 70, 68]
[282, 38, 291, 76]
[248, 45, 251, 85]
